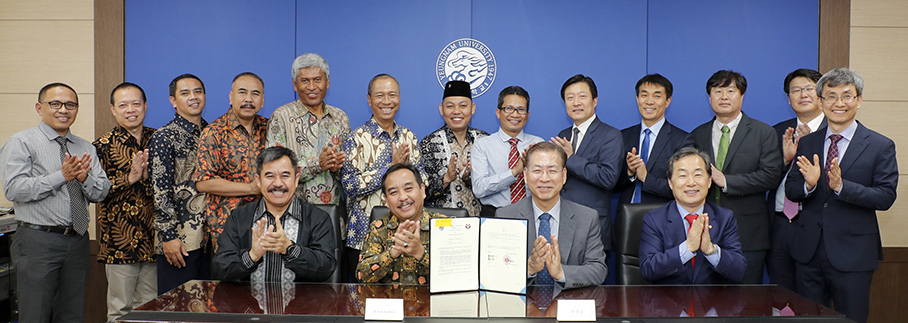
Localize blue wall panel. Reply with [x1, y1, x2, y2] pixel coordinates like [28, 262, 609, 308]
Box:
[125, 0, 297, 128]
[647, 0, 819, 131]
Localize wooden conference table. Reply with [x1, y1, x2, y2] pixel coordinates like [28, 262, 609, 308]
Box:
[117, 280, 849, 322]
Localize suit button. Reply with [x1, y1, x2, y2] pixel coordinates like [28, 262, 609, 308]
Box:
[824, 203, 828, 208]
[817, 223, 822, 228]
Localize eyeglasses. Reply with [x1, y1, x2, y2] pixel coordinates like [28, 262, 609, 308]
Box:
[789, 86, 816, 96]
[821, 93, 857, 104]
[498, 106, 527, 115]
[41, 100, 79, 110]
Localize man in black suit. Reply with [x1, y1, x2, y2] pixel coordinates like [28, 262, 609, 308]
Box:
[689, 70, 783, 284]
[766, 69, 826, 292]
[617, 74, 690, 206]
[550, 74, 622, 254]
[786, 68, 897, 323]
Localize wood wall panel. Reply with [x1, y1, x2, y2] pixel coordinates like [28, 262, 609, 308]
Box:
[0, 21, 95, 94]
[850, 27, 908, 101]
[819, 0, 850, 72]
[857, 101, 908, 173]
[877, 184, 908, 247]
[868, 248, 908, 323]
[0, 0, 93, 20]
[852, 0, 908, 27]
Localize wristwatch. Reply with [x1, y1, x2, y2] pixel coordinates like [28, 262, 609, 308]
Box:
[703, 244, 719, 256]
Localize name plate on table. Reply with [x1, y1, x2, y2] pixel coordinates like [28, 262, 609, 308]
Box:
[556, 299, 596, 321]
[364, 298, 404, 321]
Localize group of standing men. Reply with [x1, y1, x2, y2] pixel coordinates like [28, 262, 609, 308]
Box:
[0, 48, 895, 323]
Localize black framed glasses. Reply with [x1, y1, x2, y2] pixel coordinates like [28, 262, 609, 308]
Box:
[498, 106, 527, 115]
[40, 100, 79, 110]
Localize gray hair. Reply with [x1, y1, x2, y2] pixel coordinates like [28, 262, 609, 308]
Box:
[817, 68, 864, 97]
[291, 53, 330, 80]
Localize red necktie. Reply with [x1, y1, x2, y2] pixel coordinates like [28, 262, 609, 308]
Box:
[508, 138, 526, 203]
[825, 134, 843, 191]
[685, 214, 699, 269]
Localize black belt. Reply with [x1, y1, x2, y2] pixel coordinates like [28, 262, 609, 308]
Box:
[18, 221, 81, 236]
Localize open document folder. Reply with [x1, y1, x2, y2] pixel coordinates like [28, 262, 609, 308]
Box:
[430, 217, 528, 294]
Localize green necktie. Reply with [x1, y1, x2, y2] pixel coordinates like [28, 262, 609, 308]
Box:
[714, 125, 730, 203]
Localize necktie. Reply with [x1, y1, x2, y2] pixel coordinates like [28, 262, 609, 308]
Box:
[782, 163, 799, 221]
[537, 212, 554, 285]
[571, 127, 580, 152]
[55, 137, 89, 235]
[508, 138, 526, 203]
[714, 125, 730, 203]
[826, 134, 844, 192]
[685, 213, 699, 269]
[632, 128, 652, 203]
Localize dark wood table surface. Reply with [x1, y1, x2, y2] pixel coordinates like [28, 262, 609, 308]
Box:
[118, 280, 851, 322]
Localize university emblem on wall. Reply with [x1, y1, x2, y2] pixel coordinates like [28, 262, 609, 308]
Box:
[436, 38, 497, 98]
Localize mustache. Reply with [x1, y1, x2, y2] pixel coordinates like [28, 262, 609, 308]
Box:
[240, 103, 256, 109]
[268, 186, 288, 193]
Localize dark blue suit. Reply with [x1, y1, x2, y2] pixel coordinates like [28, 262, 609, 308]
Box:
[639, 201, 746, 285]
[616, 121, 691, 205]
[766, 117, 826, 292]
[785, 122, 897, 323]
[558, 117, 623, 251]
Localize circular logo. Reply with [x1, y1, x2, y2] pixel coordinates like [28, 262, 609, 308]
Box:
[436, 38, 496, 98]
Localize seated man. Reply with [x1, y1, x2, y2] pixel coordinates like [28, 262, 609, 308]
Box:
[356, 163, 449, 284]
[496, 142, 607, 290]
[213, 146, 337, 282]
[639, 147, 745, 284]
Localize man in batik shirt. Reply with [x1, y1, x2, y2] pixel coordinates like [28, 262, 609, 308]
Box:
[268, 53, 350, 205]
[94, 82, 157, 321]
[357, 163, 448, 284]
[149, 74, 210, 294]
[195, 72, 269, 252]
[343, 74, 423, 259]
[418, 80, 488, 217]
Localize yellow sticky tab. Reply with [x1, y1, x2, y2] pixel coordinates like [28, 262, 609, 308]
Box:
[435, 219, 453, 227]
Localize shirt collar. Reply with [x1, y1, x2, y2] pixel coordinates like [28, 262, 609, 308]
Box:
[800, 114, 825, 133]
[675, 201, 705, 219]
[531, 198, 562, 224]
[38, 121, 69, 141]
[297, 100, 333, 119]
[494, 128, 528, 143]
[172, 113, 207, 132]
[442, 124, 476, 144]
[574, 116, 596, 135]
[641, 117, 666, 137]
[254, 198, 302, 223]
[713, 111, 743, 132]
[825, 120, 858, 142]
[366, 117, 399, 138]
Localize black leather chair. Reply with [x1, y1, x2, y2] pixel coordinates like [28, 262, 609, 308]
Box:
[313, 204, 344, 283]
[369, 206, 469, 223]
[615, 203, 663, 285]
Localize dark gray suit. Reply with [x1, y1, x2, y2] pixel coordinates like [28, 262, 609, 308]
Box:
[496, 198, 607, 289]
[690, 111, 783, 283]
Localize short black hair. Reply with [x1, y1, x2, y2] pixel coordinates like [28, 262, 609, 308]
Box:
[783, 68, 822, 94]
[666, 147, 712, 179]
[233, 72, 265, 92]
[256, 146, 298, 175]
[560, 74, 598, 101]
[635, 74, 673, 98]
[381, 163, 423, 195]
[109, 82, 147, 105]
[169, 73, 206, 98]
[38, 82, 78, 102]
[497, 86, 530, 111]
[706, 70, 747, 95]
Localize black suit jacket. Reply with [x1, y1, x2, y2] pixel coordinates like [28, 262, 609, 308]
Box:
[558, 117, 623, 218]
[689, 112, 783, 251]
[766, 117, 827, 221]
[785, 122, 897, 272]
[616, 120, 691, 205]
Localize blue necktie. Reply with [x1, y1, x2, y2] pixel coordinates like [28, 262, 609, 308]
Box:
[537, 213, 554, 285]
[632, 128, 652, 203]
